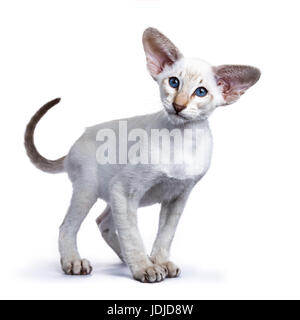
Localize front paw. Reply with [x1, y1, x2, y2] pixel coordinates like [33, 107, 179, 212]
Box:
[133, 265, 168, 283]
[158, 261, 181, 278]
[61, 258, 92, 275]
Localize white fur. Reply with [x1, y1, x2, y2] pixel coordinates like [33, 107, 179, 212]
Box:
[54, 28, 259, 282]
[59, 60, 219, 281]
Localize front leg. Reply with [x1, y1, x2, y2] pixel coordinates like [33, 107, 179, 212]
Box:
[110, 181, 167, 283]
[151, 189, 191, 278]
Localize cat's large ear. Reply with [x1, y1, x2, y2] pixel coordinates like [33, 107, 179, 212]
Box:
[143, 27, 183, 78]
[213, 65, 261, 105]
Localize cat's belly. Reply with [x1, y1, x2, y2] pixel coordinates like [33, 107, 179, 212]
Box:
[139, 177, 194, 206]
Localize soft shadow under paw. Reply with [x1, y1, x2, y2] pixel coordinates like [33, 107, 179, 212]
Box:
[95, 262, 131, 279]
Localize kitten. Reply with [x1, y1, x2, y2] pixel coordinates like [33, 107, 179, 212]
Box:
[25, 27, 260, 282]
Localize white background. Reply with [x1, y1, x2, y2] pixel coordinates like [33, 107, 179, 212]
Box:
[1, 0, 300, 299]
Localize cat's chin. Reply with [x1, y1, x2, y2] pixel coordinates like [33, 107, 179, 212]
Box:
[162, 109, 189, 124]
[166, 113, 189, 125]
[164, 111, 202, 125]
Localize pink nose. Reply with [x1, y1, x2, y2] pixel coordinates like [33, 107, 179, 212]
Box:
[173, 102, 186, 113]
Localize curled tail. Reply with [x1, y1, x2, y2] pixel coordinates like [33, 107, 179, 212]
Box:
[24, 98, 66, 174]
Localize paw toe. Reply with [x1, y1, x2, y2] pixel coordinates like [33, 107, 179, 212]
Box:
[164, 261, 181, 278]
[81, 259, 92, 275]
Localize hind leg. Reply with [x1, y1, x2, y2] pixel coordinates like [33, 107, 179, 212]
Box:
[96, 206, 124, 262]
[59, 182, 97, 275]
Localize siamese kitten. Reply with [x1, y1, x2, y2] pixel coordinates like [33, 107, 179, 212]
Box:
[25, 28, 260, 282]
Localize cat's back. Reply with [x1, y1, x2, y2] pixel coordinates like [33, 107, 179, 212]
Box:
[64, 111, 164, 179]
[85, 111, 165, 136]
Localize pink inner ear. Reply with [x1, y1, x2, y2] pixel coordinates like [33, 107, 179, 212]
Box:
[217, 79, 230, 92]
[143, 28, 183, 77]
[146, 53, 162, 76]
[214, 65, 261, 104]
[144, 46, 173, 76]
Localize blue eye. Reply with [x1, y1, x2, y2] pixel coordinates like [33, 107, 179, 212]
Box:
[195, 87, 208, 97]
[169, 77, 180, 89]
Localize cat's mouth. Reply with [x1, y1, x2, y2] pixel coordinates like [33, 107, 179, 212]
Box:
[163, 102, 191, 122]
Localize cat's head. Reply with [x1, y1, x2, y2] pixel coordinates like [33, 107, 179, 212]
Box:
[143, 27, 261, 124]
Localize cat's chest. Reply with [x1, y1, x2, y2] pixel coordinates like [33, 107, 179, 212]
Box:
[151, 124, 213, 180]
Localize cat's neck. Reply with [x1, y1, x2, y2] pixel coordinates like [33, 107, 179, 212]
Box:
[159, 109, 209, 130]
